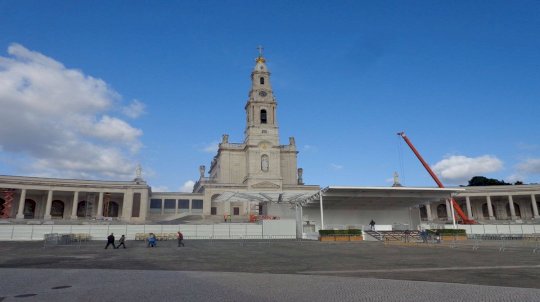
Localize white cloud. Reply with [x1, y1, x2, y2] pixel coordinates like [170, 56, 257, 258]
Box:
[152, 185, 170, 192]
[122, 99, 146, 118]
[330, 163, 343, 170]
[0, 43, 143, 179]
[431, 155, 503, 184]
[179, 180, 195, 192]
[516, 158, 540, 175]
[201, 141, 219, 153]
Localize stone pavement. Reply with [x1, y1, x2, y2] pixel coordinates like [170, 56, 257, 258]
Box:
[0, 240, 540, 301]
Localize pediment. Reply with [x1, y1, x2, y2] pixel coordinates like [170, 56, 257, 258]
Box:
[251, 181, 280, 189]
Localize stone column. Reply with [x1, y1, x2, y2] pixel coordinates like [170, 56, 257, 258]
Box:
[445, 199, 452, 221]
[139, 189, 149, 221]
[465, 196, 473, 218]
[96, 192, 104, 219]
[161, 198, 164, 215]
[121, 190, 133, 221]
[16, 189, 26, 219]
[175, 199, 179, 215]
[531, 194, 539, 219]
[44, 190, 53, 220]
[486, 196, 495, 220]
[189, 199, 193, 214]
[508, 195, 517, 220]
[425, 203, 433, 222]
[70, 191, 79, 220]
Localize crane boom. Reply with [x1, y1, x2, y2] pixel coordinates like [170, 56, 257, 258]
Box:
[397, 132, 475, 224]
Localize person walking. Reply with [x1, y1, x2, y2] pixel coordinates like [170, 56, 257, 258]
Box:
[116, 235, 126, 249]
[435, 230, 441, 244]
[147, 233, 157, 247]
[404, 229, 410, 243]
[177, 231, 184, 247]
[420, 229, 428, 243]
[105, 233, 116, 249]
[369, 220, 376, 231]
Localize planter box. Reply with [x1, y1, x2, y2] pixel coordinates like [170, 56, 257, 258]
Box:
[319, 235, 363, 242]
[441, 235, 468, 241]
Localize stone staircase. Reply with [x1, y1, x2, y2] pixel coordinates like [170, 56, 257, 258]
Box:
[364, 230, 422, 242]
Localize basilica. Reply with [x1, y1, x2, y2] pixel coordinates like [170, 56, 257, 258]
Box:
[1, 53, 539, 232]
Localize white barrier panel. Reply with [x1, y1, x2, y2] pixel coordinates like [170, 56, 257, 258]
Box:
[374, 225, 393, 231]
[262, 219, 295, 237]
[2, 222, 295, 241]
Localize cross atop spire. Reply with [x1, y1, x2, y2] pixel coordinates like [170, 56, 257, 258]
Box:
[256, 45, 266, 63]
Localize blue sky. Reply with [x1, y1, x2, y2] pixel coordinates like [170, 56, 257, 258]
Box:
[0, 1, 539, 191]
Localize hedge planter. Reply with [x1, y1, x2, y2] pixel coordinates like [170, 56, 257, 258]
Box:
[441, 234, 468, 241]
[319, 230, 363, 242]
[429, 229, 468, 241]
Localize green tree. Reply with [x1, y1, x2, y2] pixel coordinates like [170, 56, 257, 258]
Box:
[468, 176, 511, 186]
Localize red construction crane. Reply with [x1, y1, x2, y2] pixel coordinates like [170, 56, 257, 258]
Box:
[397, 132, 475, 224]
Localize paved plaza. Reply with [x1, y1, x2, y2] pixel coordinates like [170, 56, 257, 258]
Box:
[1, 240, 540, 301]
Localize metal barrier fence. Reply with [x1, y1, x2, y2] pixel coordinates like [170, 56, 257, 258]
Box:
[43, 233, 91, 248]
[385, 233, 540, 253]
[0, 221, 296, 241]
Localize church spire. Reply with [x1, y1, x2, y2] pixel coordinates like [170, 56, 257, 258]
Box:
[244, 47, 279, 145]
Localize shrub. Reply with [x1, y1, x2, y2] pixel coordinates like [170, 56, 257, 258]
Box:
[427, 229, 466, 235]
[319, 229, 363, 235]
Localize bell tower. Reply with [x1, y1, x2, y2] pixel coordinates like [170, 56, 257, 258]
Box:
[243, 47, 283, 189]
[244, 46, 279, 146]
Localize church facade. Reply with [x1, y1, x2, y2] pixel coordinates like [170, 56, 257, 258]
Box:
[0, 54, 539, 229]
[0, 53, 318, 224]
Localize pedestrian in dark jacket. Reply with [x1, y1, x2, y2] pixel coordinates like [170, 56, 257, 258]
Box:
[177, 231, 184, 247]
[105, 233, 116, 249]
[116, 235, 126, 249]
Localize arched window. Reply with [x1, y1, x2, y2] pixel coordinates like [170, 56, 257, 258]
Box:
[260, 109, 267, 124]
[506, 202, 521, 218]
[51, 200, 64, 218]
[104, 201, 119, 217]
[0, 198, 5, 216]
[77, 201, 92, 217]
[260, 77, 264, 85]
[419, 205, 428, 221]
[437, 204, 447, 219]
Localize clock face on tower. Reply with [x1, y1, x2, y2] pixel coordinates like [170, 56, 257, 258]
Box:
[259, 91, 267, 97]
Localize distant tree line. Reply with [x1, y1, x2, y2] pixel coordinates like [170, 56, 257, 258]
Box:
[467, 176, 524, 186]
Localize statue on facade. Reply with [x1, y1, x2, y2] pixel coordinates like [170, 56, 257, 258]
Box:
[134, 164, 143, 182]
[392, 171, 403, 187]
[261, 155, 269, 172]
[289, 137, 296, 146]
[222, 134, 229, 144]
[199, 165, 206, 178]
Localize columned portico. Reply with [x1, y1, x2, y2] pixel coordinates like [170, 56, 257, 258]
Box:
[44, 190, 53, 220]
[96, 192, 104, 219]
[508, 195, 517, 220]
[70, 191, 79, 220]
[0, 175, 150, 223]
[16, 189, 26, 219]
[532, 194, 539, 219]
[445, 199, 452, 222]
[425, 203, 432, 221]
[465, 196, 472, 219]
[486, 195, 495, 220]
